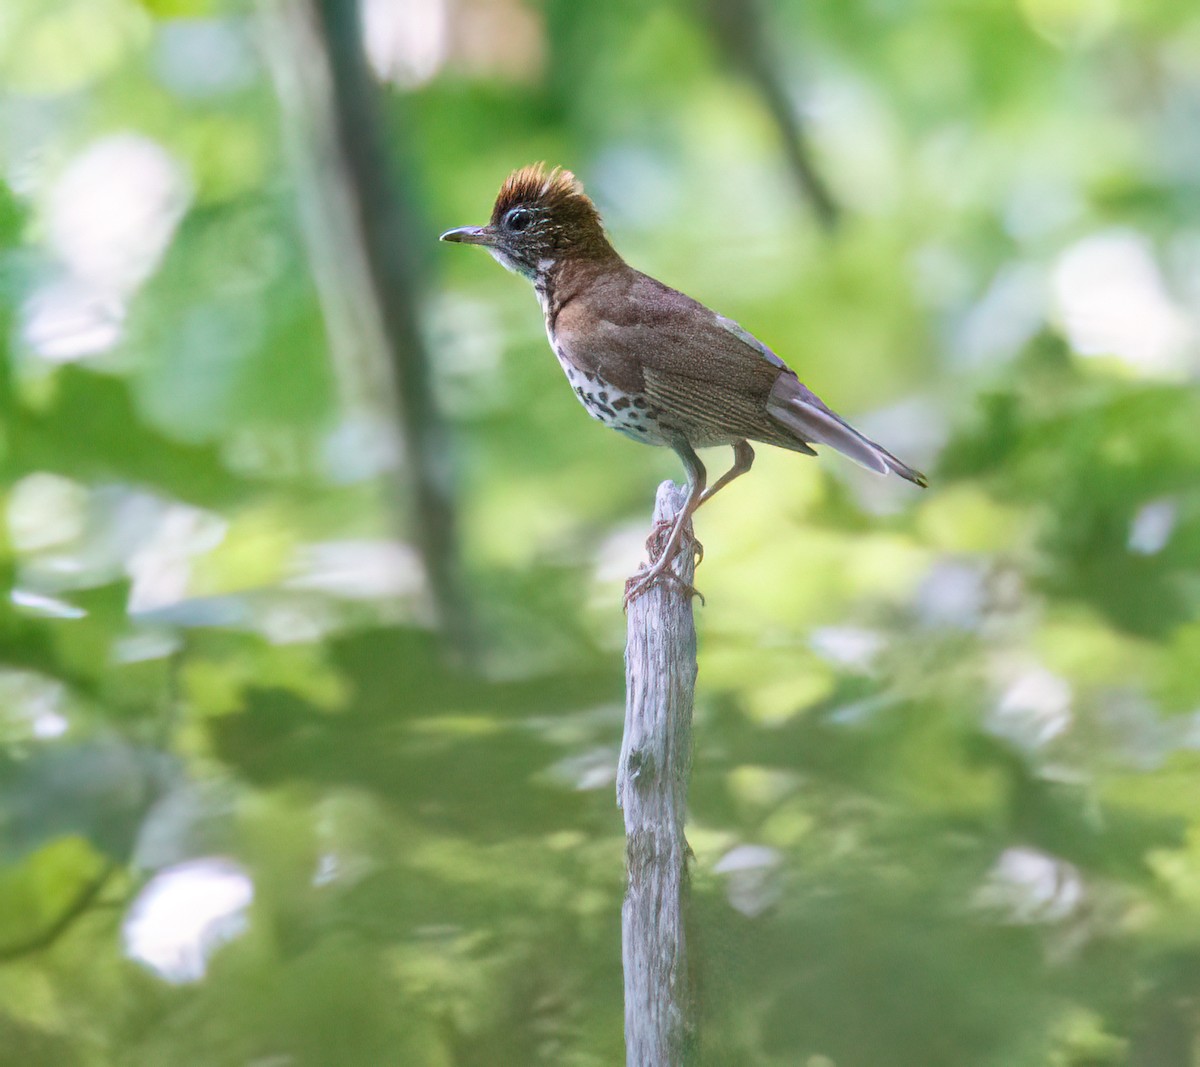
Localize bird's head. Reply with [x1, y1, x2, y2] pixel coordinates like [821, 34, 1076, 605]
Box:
[440, 164, 614, 280]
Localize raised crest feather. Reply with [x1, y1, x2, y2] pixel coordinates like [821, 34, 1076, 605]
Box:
[491, 163, 596, 222]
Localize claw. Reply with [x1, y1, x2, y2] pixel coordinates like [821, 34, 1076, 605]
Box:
[626, 470, 707, 609]
[623, 557, 705, 610]
[644, 517, 674, 556]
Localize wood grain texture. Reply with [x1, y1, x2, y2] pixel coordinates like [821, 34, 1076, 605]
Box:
[619, 481, 699, 1066]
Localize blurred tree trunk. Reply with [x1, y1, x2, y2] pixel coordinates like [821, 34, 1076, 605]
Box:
[261, 0, 472, 653]
[703, 0, 840, 231]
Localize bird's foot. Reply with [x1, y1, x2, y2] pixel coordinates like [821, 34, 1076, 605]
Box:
[623, 562, 704, 610]
[644, 520, 704, 567]
[624, 505, 704, 610]
[623, 541, 705, 610]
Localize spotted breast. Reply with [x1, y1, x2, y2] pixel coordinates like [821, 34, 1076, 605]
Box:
[551, 346, 671, 445]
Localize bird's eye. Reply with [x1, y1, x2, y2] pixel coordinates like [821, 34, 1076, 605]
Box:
[505, 208, 533, 232]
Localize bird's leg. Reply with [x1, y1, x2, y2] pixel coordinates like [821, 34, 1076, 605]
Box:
[698, 440, 755, 508]
[624, 443, 706, 607]
[686, 440, 754, 565]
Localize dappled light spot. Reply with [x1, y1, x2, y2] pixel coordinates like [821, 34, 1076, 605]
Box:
[47, 134, 189, 289]
[0, 670, 71, 742]
[809, 625, 885, 671]
[10, 588, 86, 620]
[112, 630, 183, 664]
[975, 847, 1083, 924]
[0, 0, 150, 95]
[122, 858, 253, 984]
[8, 481, 244, 614]
[594, 523, 653, 584]
[30, 709, 69, 740]
[256, 600, 338, 646]
[1128, 498, 1177, 556]
[954, 261, 1046, 369]
[744, 672, 834, 725]
[127, 504, 228, 616]
[321, 416, 403, 482]
[1052, 231, 1196, 377]
[712, 844, 782, 918]
[7, 472, 88, 552]
[1090, 689, 1195, 772]
[285, 539, 425, 600]
[914, 558, 988, 629]
[988, 666, 1072, 751]
[540, 745, 619, 791]
[361, 0, 448, 87]
[152, 18, 256, 99]
[1003, 171, 1084, 242]
[366, 0, 546, 86]
[20, 278, 124, 362]
[1017, 0, 1119, 49]
[23, 134, 189, 361]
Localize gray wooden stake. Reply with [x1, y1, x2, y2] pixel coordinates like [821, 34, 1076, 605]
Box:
[618, 481, 699, 1066]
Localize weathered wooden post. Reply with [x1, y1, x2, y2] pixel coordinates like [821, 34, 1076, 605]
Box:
[618, 480, 699, 1066]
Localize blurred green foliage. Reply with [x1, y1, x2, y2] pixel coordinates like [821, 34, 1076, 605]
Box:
[2, 0, 1200, 1064]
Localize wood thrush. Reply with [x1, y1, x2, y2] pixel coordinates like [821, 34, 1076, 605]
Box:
[441, 164, 927, 602]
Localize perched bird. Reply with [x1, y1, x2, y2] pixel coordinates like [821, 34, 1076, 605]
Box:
[441, 164, 927, 600]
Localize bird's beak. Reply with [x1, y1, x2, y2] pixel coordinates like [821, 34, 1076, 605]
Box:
[439, 225, 495, 246]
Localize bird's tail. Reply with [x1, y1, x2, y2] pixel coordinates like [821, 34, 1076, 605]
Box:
[766, 380, 928, 488]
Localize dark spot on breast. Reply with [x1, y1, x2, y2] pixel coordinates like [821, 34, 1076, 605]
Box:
[584, 373, 596, 383]
[612, 396, 631, 411]
[598, 391, 608, 403]
[596, 403, 615, 418]
[575, 386, 585, 398]
[633, 425, 648, 433]
[633, 397, 647, 409]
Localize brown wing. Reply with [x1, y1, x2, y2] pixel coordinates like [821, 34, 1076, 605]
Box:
[554, 268, 812, 450]
[554, 266, 927, 484]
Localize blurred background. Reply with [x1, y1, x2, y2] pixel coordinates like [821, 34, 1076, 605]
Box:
[2, 0, 1200, 1063]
